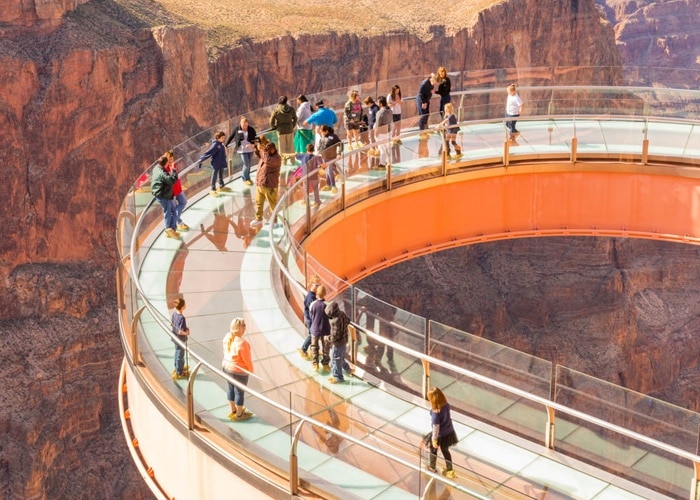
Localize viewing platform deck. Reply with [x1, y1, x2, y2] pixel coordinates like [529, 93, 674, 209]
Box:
[117, 82, 700, 499]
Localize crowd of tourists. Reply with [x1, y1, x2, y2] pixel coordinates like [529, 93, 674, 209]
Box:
[154, 69, 528, 480]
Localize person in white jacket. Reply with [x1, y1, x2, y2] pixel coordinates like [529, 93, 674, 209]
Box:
[294, 94, 314, 154]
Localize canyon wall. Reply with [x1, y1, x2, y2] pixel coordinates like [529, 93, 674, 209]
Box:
[596, 0, 700, 86]
[358, 237, 700, 411]
[0, 0, 689, 496]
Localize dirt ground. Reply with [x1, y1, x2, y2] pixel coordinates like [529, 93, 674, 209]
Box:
[115, 0, 502, 49]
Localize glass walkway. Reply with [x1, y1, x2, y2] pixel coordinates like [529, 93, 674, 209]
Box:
[117, 78, 700, 499]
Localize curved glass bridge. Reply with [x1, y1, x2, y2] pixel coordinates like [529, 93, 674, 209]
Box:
[116, 69, 700, 499]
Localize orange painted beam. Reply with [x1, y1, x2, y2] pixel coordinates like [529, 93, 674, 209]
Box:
[303, 166, 700, 281]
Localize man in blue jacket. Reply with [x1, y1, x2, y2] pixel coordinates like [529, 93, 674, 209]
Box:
[197, 130, 228, 197]
[305, 99, 338, 151]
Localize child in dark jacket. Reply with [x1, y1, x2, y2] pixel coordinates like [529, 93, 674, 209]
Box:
[325, 301, 352, 383]
[295, 143, 322, 207]
[298, 276, 321, 360]
[309, 285, 331, 372]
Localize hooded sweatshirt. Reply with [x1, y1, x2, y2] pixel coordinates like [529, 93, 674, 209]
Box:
[270, 104, 297, 134]
[325, 301, 349, 346]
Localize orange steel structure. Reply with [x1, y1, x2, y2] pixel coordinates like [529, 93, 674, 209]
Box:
[304, 164, 700, 282]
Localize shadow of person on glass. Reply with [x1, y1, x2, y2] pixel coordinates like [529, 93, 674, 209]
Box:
[200, 204, 234, 251]
[418, 133, 430, 159]
[312, 407, 348, 455]
[230, 189, 257, 248]
[357, 298, 398, 377]
[391, 140, 401, 166]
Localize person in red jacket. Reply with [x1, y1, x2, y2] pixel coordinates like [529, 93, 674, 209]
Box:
[165, 150, 189, 231]
[251, 140, 282, 227]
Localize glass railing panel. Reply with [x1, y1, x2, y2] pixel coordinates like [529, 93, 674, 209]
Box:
[429, 321, 551, 398]
[431, 361, 549, 447]
[338, 146, 388, 207]
[131, 200, 172, 277]
[353, 289, 426, 392]
[646, 120, 699, 161]
[555, 366, 700, 454]
[569, 116, 647, 164]
[427, 322, 551, 444]
[444, 119, 506, 166]
[552, 412, 692, 499]
[290, 394, 425, 497]
[291, 392, 490, 498]
[302, 252, 350, 300]
[278, 174, 308, 231]
[503, 117, 574, 160]
[642, 89, 700, 120]
[386, 123, 448, 188]
[623, 66, 700, 89]
[171, 123, 229, 170]
[554, 366, 698, 497]
[417, 450, 529, 499]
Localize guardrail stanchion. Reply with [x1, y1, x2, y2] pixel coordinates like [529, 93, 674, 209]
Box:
[290, 420, 306, 495]
[186, 362, 203, 430]
[130, 306, 147, 366]
[545, 406, 556, 449]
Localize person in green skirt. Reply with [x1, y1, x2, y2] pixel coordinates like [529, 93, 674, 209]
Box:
[294, 94, 314, 154]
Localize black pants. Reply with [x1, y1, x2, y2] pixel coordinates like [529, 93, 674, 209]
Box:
[506, 113, 520, 134]
[429, 439, 453, 471]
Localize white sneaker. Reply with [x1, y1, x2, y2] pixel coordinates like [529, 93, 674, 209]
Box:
[250, 219, 263, 228]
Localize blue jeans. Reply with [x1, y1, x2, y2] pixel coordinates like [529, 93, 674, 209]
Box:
[174, 344, 185, 374]
[240, 152, 253, 181]
[174, 192, 187, 224]
[211, 166, 225, 190]
[226, 371, 249, 406]
[157, 197, 177, 230]
[330, 343, 347, 381]
[301, 334, 311, 353]
[418, 102, 430, 130]
[506, 114, 520, 134]
[326, 162, 336, 188]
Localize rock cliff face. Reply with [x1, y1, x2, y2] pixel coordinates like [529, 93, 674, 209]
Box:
[0, 0, 619, 313]
[0, 0, 686, 496]
[0, 263, 149, 499]
[596, 0, 700, 86]
[358, 238, 700, 411]
[0, 0, 88, 27]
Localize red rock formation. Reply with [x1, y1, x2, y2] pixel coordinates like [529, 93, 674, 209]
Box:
[0, 263, 150, 498]
[0, 0, 674, 496]
[359, 237, 700, 411]
[597, 0, 700, 86]
[0, 0, 88, 27]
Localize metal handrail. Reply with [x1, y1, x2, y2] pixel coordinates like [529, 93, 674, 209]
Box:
[267, 111, 700, 490]
[120, 287, 484, 497]
[121, 79, 700, 498]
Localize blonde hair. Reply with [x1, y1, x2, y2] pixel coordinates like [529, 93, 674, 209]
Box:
[348, 90, 359, 101]
[437, 66, 447, 79]
[230, 317, 245, 334]
[444, 103, 455, 115]
[316, 285, 327, 299]
[427, 387, 448, 412]
[507, 84, 517, 93]
[225, 317, 246, 350]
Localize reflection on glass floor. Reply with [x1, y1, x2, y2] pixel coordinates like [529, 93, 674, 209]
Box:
[135, 142, 674, 499]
